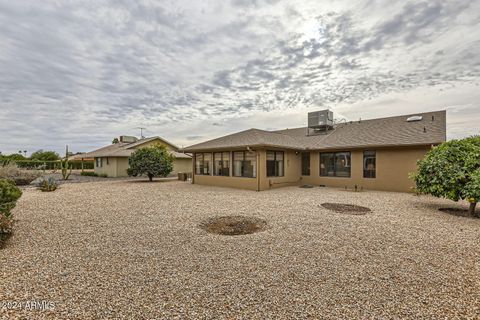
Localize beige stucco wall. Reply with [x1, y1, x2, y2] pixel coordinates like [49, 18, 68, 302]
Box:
[259, 149, 302, 190]
[137, 139, 176, 151]
[116, 157, 129, 177]
[191, 146, 431, 192]
[95, 157, 192, 177]
[194, 175, 259, 190]
[172, 158, 193, 175]
[94, 157, 118, 177]
[300, 146, 430, 192]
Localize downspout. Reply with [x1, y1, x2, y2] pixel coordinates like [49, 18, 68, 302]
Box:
[191, 152, 195, 184]
[256, 150, 260, 192]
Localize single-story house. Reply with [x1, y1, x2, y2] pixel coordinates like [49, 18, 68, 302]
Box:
[183, 110, 446, 192]
[85, 136, 192, 177]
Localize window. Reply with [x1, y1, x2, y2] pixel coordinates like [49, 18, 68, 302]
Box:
[301, 152, 310, 176]
[195, 153, 211, 175]
[363, 151, 376, 178]
[214, 152, 230, 176]
[95, 157, 103, 168]
[320, 153, 334, 176]
[233, 151, 256, 178]
[320, 152, 351, 177]
[266, 151, 284, 177]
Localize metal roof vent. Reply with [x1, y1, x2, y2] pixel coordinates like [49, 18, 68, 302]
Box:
[406, 115, 423, 122]
[119, 135, 138, 143]
[308, 110, 334, 129]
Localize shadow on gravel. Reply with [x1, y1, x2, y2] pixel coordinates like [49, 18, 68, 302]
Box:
[439, 208, 479, 218]
[0, 233, 12, 249]
[123, 178, 177, 184]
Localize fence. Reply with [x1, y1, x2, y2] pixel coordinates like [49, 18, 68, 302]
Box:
[3, 160, 94, 170]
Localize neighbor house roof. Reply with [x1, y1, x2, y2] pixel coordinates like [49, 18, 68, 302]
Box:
[183, 110, 446, 152]
[85, 137, 191, 159]
[68, 153, 94, 161]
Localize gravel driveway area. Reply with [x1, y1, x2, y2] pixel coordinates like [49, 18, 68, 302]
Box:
[1, 180, 479, 319]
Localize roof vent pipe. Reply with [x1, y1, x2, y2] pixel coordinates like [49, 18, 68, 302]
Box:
[407, 115, 423, 122]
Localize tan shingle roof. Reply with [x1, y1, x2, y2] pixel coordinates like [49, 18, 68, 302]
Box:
[183, 110, 446, 152]
[85, 137, 191, 159]
[183, 128, 301, 151]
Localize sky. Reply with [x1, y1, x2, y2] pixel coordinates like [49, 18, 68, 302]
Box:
[0, 0, 479, 155]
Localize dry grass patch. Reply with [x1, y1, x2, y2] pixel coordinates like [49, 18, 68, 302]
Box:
[200, 216, 267, 236]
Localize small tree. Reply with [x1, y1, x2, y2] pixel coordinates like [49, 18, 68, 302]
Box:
[112, 138, 119, 144]
[413, 136, 480, 217]
[30, 150, 60, 161]
[127, 145, 174, 182]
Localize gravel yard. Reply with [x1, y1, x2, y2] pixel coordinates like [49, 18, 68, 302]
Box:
[1, 180, 479, 319]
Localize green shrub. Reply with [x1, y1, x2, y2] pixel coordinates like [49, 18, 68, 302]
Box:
[80, 171, 98, 177]
[0, 164, 41, 186]
[38, 177, 58, 192]
[413, 136, 480, 217]
[0, 179, 22, 218]
[30, 150, 60, 161]
[127, 145, 173, 181]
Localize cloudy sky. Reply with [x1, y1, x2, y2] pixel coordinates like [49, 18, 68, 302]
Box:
[0, 0, 479, 155]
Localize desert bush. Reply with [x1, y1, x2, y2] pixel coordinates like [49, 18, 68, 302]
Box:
[127, 145, 173, 181]
[0, 179, 20, 243]
[0, 179, 22, 218]
[0, 214, 13, 234]
[0, 164, 41, 186]
[80, 171, 98, 177]
[38, 177, 58, 192]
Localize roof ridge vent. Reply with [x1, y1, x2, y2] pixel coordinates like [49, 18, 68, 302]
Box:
[407, 115, 423, 122]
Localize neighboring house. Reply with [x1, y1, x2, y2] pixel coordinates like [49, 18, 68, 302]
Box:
[85, 136, 192, 177]
[68, 153, 94, 162]
[183, 110, 446, 192]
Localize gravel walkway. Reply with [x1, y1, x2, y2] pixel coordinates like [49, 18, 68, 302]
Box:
[1, 181, 479, 319]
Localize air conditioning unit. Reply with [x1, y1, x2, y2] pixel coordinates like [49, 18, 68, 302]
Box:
[119, 135, 138, 143]
[308, 110, 334, 129]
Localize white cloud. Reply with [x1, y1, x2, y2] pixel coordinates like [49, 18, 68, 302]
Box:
[0, 0, 479, 154]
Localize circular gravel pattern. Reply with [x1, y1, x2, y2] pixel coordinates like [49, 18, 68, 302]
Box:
[1, 181, 479, 319]
[200, 216, 267, 236]
[321, 202, 371, 215]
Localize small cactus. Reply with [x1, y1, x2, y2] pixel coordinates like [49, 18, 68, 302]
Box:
[60, 145, 72, 180]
